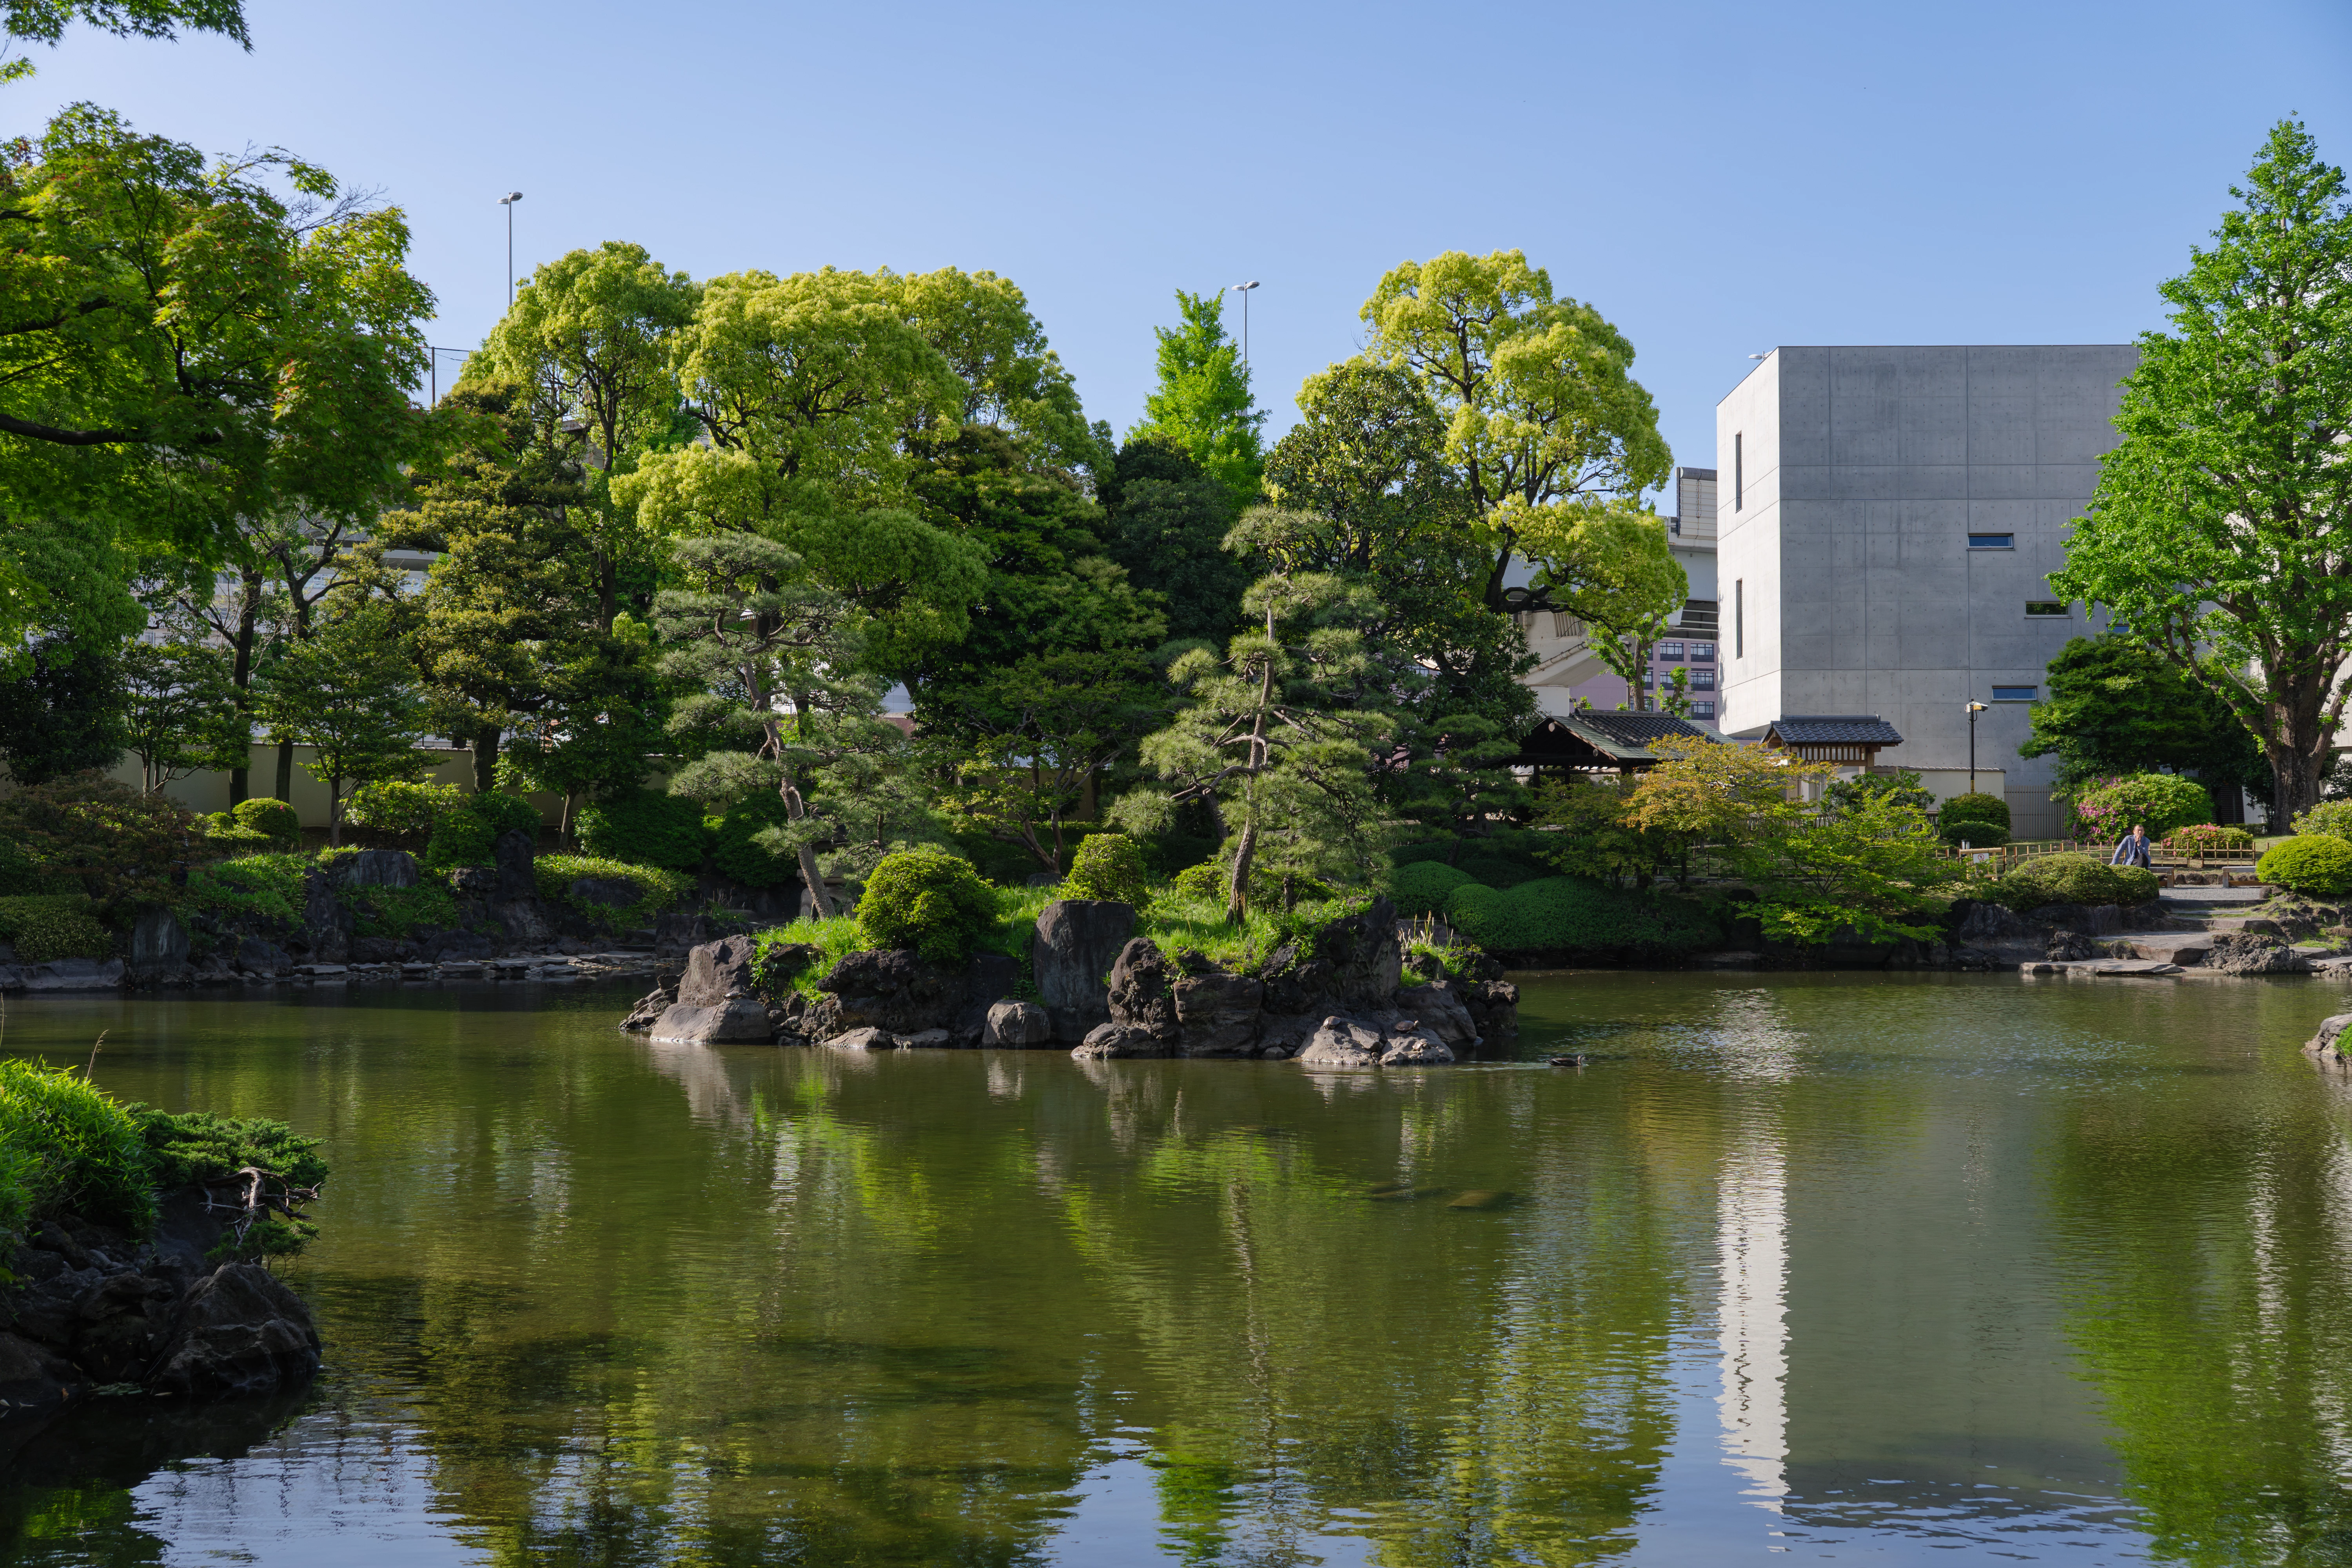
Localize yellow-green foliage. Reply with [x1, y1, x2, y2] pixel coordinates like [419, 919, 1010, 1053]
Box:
[857, 849, 998, 962]
[533, 855, 694, 928]
[754, 915, 869, 998]
[0, 895, 110, 962]
[2256, 835, 2352, 896]
[1062, 832, 1150, 906]
[178, 853, 309, 927]
[0, 1060, 155, 1236]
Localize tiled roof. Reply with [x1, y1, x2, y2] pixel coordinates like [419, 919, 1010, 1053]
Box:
[1766, 715, 1904, 746]
[1574, 711, 1719, 747]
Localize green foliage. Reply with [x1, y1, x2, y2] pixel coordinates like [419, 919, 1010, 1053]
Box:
[133, 1106, 328, 1194]
[0, 895, 110, 961]
[2167, 823, 2254, 852]
[0, 773, 199, 909]
[577, 788, 710, 871]
[1938, 791, 2012, 830]
[254, 605, 432, 839]
[1100, 437, 1249, 645]
[1940, 821, 2011, 848]
[0, 838, 51, 896]
[1171, 861, 1225, 902]
[2071, 773, 2216, 840]
[2255, 836, 2352, 895]
[2292, 800, 2352, 841]
[231, 797, 300, 849]
[178, 852, 307, 928]
[0, 636, 129, 787]
[856, 849, 997, 962]
[119, 638, 247, 793]
[344, 780, 463, 847]
[532, 855, 694, 929]
[1443, 876, 1719, 959]
[2019, 634, 2267, 798]
[346, 881, 459, 940]
[0, 1059, 155, 1238]
[1984, 852, 2162, 911]
[425, 792, 543, 869]
[753, 916, 868, 999]
[1390, 860, 1476, 915]
[1126, 289, 1266, 502]
[712, 790, 795, 887]
[1062, 832, 1149, 906]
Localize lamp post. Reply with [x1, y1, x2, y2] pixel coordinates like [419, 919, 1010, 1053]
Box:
[1966, 700, 1989, 792]
[1229, 280, 1259, 363]
[498, 192, 524, 312]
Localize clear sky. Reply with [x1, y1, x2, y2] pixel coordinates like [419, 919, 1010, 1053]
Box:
[18, 0, 2351, 500]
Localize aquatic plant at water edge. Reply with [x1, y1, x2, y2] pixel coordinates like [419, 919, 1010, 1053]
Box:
[2255, 836, 2352, 896]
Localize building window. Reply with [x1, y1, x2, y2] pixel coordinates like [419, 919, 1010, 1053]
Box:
[1991, 685, 2036, 701]
[1552, 612, 1578, 637]
[1735, 433, 1744, 510]
[1968, 533, 2015, 549]
[1734, 581, 1744, 657]
[1692, 700, 1716, 719]
[1691, 669, 1717, 691]
[2025, 601, 2067, 617]
[1640, 670, 1655, 688]
[1658, 641, 1685, 661]
[1691, 642, 1716, 661]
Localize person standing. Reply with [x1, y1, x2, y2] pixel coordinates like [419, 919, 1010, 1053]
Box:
[2111, 823, 2154, 867]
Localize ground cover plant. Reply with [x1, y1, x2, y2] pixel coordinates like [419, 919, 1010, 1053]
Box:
[533, 856, 695, 930]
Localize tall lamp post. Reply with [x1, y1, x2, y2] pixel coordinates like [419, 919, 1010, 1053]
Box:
[1965, 700, 1989, 793]
[498, 191, 524, 311]
[1229, 279, 1259, 363]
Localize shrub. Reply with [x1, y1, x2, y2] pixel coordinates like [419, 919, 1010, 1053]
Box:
[0, 1058, 155, 1237]
[231, 797, 301, 849]
[1938, 791, 2011, 831]
[1454, 853, 1545, 890]
[532, 854, 695, 929]
[180, 853, 308, 929]
[344, 781, 463, 847]
[2256, 836, 2352, 896]
[0, 774, 200, 907]
[424, 791, 543, 869]
[2166, 823, 2254, 852]
[1443, 875, 1718, 958]
[1939, 820, 2011, 848]
[577, 789, 710, 871]
[2292, 800, 2352, 842]
[347, 882, 460, 939]
[857, 849, 998, 962]
[1062, 832, 1149, 906]
[0, 838, 53, 896]
[0, 895, 111, 962]
[1984, 851, 2159, 911]
[712, 791, 795, 888]
[1172, 861, 1225, 901]
[2071, 773, 2215, 841]
[1391, 860, 1477, 915]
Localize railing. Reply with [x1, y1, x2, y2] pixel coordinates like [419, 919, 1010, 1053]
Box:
[1939, 838, 2080, 875]
[1939, 837, 2262, 877]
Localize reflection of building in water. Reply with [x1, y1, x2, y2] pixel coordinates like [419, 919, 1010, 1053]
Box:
[1717, 1143, 1787, 1507]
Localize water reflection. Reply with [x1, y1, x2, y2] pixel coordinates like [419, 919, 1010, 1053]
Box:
[4, 975, 2352, 1563]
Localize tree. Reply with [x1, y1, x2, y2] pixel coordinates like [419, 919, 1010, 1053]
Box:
[2, 0, 248, 83]
[2019, 635, 2267, 801]
[1112, 573, 1389, 922]
[0, 634, 126, 785]
[1356, 249, 1676, 617]
[2050, 121, 2352, 820]
[1099, 436, 1251, 645]
[931, 650, 1166, 874]
[0, 105, 440, 644]
[252, 607, 428, 844]
[120, 639, 245, 793]
[1126, 290, 1265, 503]
[894, 267, 1109, 478]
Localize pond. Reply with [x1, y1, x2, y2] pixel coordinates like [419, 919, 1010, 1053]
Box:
[7, 970, 2352, 1566]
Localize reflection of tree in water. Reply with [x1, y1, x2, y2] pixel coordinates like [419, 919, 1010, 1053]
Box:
[2047, 1034, 2352, 1566]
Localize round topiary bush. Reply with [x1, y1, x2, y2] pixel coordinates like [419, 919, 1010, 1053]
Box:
[857, 849, 998, 962]
[1062, 832, 1149, 905]
[2292, 800, 2352, 842]
[2256, 835, 2352, 895]
[423, 791, 544, 869]
[1172, 860, 1227, 902]
[1938, 791, 2011, 831]
[1391, 860, 1477, 915]
[1939, 820, 2011, 848]
[232, 797, 300, 850]
[712, 792, 795, 887]
[1988, 851, 2158, 911]
[344, 781, 463, 847]
[577, 789, 710, 871]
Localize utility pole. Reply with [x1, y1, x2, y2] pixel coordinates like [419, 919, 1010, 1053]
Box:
[499, 191, 524, 312]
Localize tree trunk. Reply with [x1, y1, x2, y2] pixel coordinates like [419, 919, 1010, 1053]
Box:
[326, 778, 343, 847]
[474, 724, 500, 794]
[274, 741, 293, 805]
[226, 566, 261, 806]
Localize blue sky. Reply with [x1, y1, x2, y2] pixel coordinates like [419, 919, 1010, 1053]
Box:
[19, 0, 2351, 501]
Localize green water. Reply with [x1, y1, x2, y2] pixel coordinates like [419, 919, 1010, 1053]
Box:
[6, 971, 2352, 1565]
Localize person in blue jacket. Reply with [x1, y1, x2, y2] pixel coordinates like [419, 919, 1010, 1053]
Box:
[2110, 823, 2154, 867]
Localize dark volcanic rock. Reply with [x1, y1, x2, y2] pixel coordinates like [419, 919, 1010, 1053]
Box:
[620, 986, 676, 1033]
[0, 1332, 76, 1421]
[1072, 1022, 1174, 1060]
[653, 911, 710, 962]
[648, 998, 772, 1044]
[2208, 931, 2312, 975]
[2046, 930, 2103, 962]
[1173, 973, 1263, 1057]
[129, 907, 190, 981]
[493, 829, 537, 902]
[1312, 897, 1402, 1005]
[149, 1264, 321, 1398]
[1395, 980, 1480, 1049]
[984, 1000, 1053, 1046]
[299, 869, 352, 964]
[677, 936, 761, 1007]
[1033, 900, 1136, 1042]
[1105, 938, 1181, 1044]
[328, 849, 419, 889]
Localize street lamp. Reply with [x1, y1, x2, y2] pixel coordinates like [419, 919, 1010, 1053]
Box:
[1229, 280, 1259, 363]
[498, 192, 524, 312]
[1965, 700, 1989, 792]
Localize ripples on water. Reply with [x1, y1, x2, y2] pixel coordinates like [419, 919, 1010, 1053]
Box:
[7, 971, 2352, 1564]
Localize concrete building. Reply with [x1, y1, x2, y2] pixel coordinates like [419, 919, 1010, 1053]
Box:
[1715, 345, 2137, 838]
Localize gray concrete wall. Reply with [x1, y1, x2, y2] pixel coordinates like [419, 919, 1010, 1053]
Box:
[1717, 345, 2135, 839]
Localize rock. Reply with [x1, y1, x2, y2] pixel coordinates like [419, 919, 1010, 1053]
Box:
[984, 1000, 1054, 1047]
[949, 953, 1023, 1047]
[493, 828, 537, 903]
[1033, 900, 1136, 1042]
[648, 998, 772, 1044]
[2207, 931, 2312, 975]
[1263, 958, 1334, 1016]
[2046, 930, 2103, 962]
[149, 1264, 321, 1398]
[1106, 938, 1181, 1043]
[2308, 1013, 2352, 1066]
[1463, 980, 1519, 1037]
[653, 911, 710, 962]
[1294, 1015, 1384, 1068]
[299, 869, 352, 964]
[71, 1274, 178, 1383]
[824, 1026, 902, 1051]
[14, 958, 126, 992]
[811, 949, 969, 1037]
[328, 849, 419, 890]
[1173, 973, 1264, 1057]
[494, 898, 557, 949]
[1309, 897, 1402, 1005]
[1379, 1026, 1455, 1066]
[1395, 981, 1480, 1049]
[568, 876, 643, 908]
[1070, 1022, 1172, 1060]
[902, 1028, 951, 1049]
[619, 988, 674, 1032]
[451, 866, 500, 893]
[129, 906, 190, 980]
[677, 936, 762, 1007]
[0, 1331, 76, 1420]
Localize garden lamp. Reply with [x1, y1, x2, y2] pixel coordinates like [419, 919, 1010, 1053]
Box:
[1966, 701, 1989, 792]
[499, 192, 524, 310]
[1229, 280, 1259, 363]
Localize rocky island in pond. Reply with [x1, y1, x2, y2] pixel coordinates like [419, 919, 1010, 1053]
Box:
[624, 896, 1519, 1066]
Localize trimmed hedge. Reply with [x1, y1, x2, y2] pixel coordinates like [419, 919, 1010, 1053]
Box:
[532, 855, 694, 929]
[1062, 832, 1149, 906]
[1443, 876, 1719, 958]
[0, 895, 110, 962]
[1391, 860, 1476, 915]
[577, 789, 710, 871]
[857, 849, 997, 962]
[1939, 791, 2011, 830]
[1984, 851, 2160, 911]
[2167, 823, 2253, 852]
[2256, 836, 2352, 896]
[345, 781, 462, 846]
